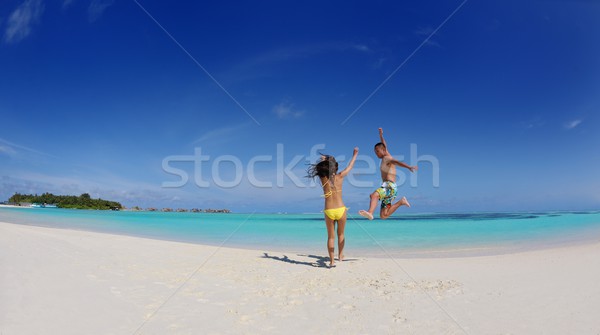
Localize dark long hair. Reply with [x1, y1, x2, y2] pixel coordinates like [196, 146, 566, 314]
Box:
[307, 154, 339, 188]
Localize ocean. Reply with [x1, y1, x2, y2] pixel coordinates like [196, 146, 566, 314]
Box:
[2, 207, 600, 257]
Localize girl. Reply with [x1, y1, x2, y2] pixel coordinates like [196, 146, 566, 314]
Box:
[307, 147, 358, 267]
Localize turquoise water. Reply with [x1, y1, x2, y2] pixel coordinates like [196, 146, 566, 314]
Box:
[2, 207, 600, 257]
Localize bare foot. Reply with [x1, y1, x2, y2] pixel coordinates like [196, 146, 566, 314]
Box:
[328, 262, 336, 268]
[338, 254, 344, 262]
[359, 210, 374, 220]
[400, 197, 411, 208]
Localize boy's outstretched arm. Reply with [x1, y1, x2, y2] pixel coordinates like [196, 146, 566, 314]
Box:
[339, 147, 359, 177]
[390, 158, 418, 173]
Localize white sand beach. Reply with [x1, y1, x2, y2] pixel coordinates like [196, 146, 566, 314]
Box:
[1, 221, 599, 334]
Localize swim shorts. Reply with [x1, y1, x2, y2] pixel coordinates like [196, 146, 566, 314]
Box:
[376, 181, 397, 209]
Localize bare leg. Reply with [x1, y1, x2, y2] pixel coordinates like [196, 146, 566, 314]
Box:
[380, 196, 410, 219]
[337, 211, 347, 261]
[359, 191, 379, 220]
[324, 215, 336, 267]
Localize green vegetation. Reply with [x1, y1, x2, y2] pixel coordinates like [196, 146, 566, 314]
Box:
[9, 192, 122, 210]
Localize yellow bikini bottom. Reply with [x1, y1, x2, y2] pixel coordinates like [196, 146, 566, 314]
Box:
[324, 207, 347, 221]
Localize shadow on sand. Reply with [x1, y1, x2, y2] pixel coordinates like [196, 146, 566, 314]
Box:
[262, 253, 358, 268]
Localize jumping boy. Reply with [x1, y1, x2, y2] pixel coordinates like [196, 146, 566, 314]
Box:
[359, 128, 417, 220]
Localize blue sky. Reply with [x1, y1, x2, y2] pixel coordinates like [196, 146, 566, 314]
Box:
[1, 0, 599, 213]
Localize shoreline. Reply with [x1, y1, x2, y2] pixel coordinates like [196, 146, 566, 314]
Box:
[0, 204, 34, 209]
[2, 212, 600, 259]
[3, 203, 598, 215]
[2, 221, 600, 334]
[4, 216, 600, 260]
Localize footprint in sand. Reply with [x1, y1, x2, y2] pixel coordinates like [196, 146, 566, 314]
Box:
[331, 302, 356, 310]
[393, 315, 407, 323]
[404, 279, 463, 297]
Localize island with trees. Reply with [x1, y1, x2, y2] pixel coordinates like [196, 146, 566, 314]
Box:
[5, 192, 231, 213]
[8, 193, 122, 210]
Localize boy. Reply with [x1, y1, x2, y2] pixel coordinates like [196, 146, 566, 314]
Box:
[359, 128, 417, 220]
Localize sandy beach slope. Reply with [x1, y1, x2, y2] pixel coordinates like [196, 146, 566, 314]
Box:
[1, 221, 599, 334]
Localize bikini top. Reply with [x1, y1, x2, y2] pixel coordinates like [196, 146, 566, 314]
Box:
[321, 178, 339, 199]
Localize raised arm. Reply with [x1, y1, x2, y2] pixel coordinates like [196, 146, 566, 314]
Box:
[339, 147, 359, 177]
[378, 128, 388, 150]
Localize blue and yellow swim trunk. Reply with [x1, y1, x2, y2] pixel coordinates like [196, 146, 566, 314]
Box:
[376, 181, 397, 209]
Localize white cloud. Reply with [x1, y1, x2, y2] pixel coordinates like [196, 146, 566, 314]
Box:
[0, 145, 17, 156]
[415, 26, 435, 36]
[519, 116, 545, 130]
[3, 0, 44, 44]
[88, 0, 114, 22]
[192, 123, 253, 145]
[353, 44, 370, 52]
[0, 171, 192, 209]
[272, 101, 304, 119]
[0, 138, 57, 158]
[415, 26, 441, 48]
[371, 57, 387, 70]
[564, 119, 582, 130]
[423, 39, 441, 48]
[240, 42, 373, 68]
